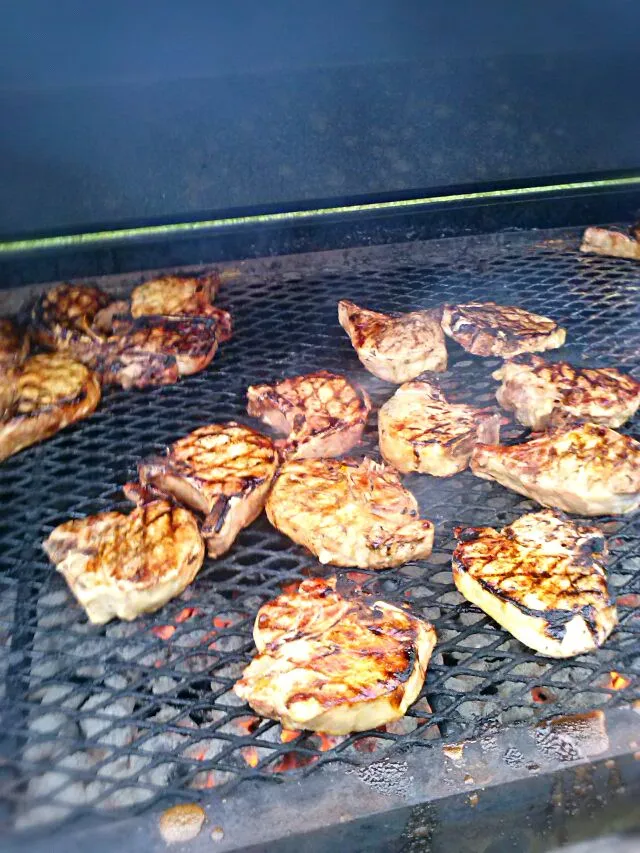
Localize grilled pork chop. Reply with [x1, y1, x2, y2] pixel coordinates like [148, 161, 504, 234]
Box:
[130, 273, 232, 342]
[441, 301, 566, 357]
[580, 224, 640, 261]
[100, 315, 219, 386]
[266, 456, 434, 568]
[452, 510, 617, 657]
[379, 379, 501, 476]
[247, 370, 371, 460]
[130, 423, 278, 557]
[338, 300, 447, 382]
[44, 500, 204, 624]
[471, 421, 640, 516]
[494, 354, 640, 430]
[234, 576, 436, 734]
[30, 283, 111, 352]
[0, 353, 101, 463]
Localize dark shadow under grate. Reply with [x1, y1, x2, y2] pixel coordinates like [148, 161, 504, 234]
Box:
[0, 227, 638, 833]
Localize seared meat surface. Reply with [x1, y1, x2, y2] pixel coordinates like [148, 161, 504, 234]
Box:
[580, 224, 640, 261]
[247, 370, 371, 459]
[30, 283, 111, 353]
[131, 423, 278, 557]
[130, 273, 232, 342]
[471, 421, 640, 516]
[266, 456, 434, 568]
[379, 378, 500, 476]
[31, 283, 220, 389]
[234, 577, 436, 734]
[453, 510, 617, 657]
[494, 354, 640, 429]
[101, 315, 219, 387]
[441, 301, 566, 357]
[338, 300, 447, 382]
[44, 500, 204, 624]
[0, 319, 30, 416]
[0, 318, 29, 368]
[0, 353, 101, 462]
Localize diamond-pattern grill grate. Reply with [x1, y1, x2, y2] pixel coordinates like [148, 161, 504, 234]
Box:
[0, 228, 639, 832]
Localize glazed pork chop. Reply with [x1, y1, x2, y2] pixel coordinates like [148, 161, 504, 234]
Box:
[247, 370, 371, 459]
[130, 423, 278, 557]
[0, 353, 101, 462]
[30, 283, 111, 353]
[494, 354, 640, 429]
[44, 500, 204, 624]
[130, 273, 232, 342]
[580, 224, 640, 261]
[234, 576, 436, 734]
[452, 510, 617, 657]
[471, 421, 640, 516]
[266, 456, 434, 568]
[441, 301, 566, 357]
[379, 378, 500, 476]
[338, 300, 447, 382]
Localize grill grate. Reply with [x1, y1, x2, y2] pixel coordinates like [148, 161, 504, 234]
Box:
[1, 228, 639, 833]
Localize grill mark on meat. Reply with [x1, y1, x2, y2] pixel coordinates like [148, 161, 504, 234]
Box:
[452, 510, 617, 656]
[494, 354, 640, 429]
[338, 300, 447, 383]
[247, 370, 371, 460]
[441, 301, 566, 357]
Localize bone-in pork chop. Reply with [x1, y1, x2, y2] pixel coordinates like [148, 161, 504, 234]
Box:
[44, 500, 204, 624]
[452, 509, 617, 657]
[266, 456, 434, 568]
[234, 576, 436, 734]
[247, 370, 371, 459]
[441, 301, 566, 357]
[580, 224, 640, 261]
[338, 300, 447, 382]
[379, 378, 500, 476]
[494, 354, 640, 429]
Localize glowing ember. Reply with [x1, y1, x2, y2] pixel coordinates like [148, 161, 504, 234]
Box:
[236, 716, 260, 734]
[151, 625, 175, 640]
[176, 607, 201, 623]
[269, 751, 318, 773]
[241, 747, 259, 768]
[531, 686, 556, 704]
[316, 732, 345, 752]
[280, 728, 301, 743]
[617, 593, 640, 608]
[213, 616, 233, 629]
[607, 671, 631, 691]
[346, 571, 371, 584]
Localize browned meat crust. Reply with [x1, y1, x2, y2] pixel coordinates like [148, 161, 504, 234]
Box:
[131, 422, 278, 557]
[0, 353, 101, 462]
[471, 421, 640, 516]
[441, 301, 566, 357]
[130, 273, 232, 342]
[30, 283, 220, 389]
[580, 225, 640, 261]
[494, 354, 640, 429]
[452, 509, 617, 657]
[247, 370, 371, 460]
[266, 456, 434, 568]
[234, 576, 436, 734]
[379, 378, 500, 475]
[44, 500, 204, 624]
[338, 300, 447, 382]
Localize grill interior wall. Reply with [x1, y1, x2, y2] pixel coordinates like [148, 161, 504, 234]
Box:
[0, 228, 638, 832]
